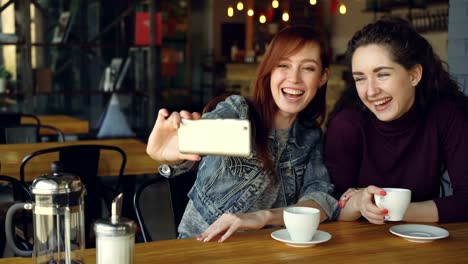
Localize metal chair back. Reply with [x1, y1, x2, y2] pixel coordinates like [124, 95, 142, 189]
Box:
[0, 124, 65, 144]
[133, 170, 197, 242]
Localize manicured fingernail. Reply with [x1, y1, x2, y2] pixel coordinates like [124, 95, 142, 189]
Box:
[381, 209, 388, 214]
[380, 191, 387, 195]
[203, 238, 209, 242]
[338, 201, 343, 208]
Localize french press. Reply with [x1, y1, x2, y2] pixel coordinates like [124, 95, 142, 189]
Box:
[5, 161, 86, 264]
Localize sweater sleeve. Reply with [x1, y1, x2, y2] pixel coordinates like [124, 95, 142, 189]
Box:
[434, 102, 468, 222]
[324, 110, 363, 199]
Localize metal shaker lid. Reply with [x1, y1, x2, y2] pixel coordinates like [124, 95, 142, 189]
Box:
[94, 193, 136, 236]
[94, 217, 136, 236]
[31, 161, 83, 195]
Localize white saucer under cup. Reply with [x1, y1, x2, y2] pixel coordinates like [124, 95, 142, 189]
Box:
[389, 224, 449, 243]
[271, 229, 332, 248]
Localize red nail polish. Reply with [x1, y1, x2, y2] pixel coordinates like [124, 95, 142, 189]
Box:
[338, 201, 343, 208]
[381, 209, 388, 214]
[380, 191, 387, 195]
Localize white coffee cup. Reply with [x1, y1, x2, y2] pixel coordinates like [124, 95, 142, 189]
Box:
[374, 188, 411, 221]
[283, 207, 320, 242]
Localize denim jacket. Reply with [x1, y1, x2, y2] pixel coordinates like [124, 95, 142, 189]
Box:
[163, 95, 339, 225]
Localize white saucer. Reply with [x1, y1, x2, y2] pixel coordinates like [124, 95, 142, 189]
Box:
[271, 229, 331, 248]
[389, 224, 449, 243]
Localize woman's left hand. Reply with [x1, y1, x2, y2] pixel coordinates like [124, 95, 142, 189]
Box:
[339, 188, 360, 208]
[197, 212, 269, 243]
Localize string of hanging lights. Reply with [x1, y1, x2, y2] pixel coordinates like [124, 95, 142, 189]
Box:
[226, 1, 347, 23]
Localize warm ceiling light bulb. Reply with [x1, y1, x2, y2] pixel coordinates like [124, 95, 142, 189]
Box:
[272, 0, 279, 8]
[259, 14, 266, 24]
[339, 4, 347, 14]
[236, 1, 244, 11]
[227, 6, 234, 17]
[282, 12, 289, 22]
[247, 9, 254, 16]
[310, 0, 317, 5]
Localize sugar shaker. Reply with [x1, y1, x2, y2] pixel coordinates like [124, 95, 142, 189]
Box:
[94, 193, 136, 264]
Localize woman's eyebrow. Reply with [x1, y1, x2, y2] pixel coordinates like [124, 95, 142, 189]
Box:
[373, 66, 394, 72]
[352, 66, 395, 75]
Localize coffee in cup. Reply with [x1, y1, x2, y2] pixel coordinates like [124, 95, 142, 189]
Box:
[374, 188, 411, 221]
[283, 207, 320, 242]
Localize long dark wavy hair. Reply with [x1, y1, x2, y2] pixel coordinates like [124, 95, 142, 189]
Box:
[329, 17, 468, 122]
[205, 25, 331, 180]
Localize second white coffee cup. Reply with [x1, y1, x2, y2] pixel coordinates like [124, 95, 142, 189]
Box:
[374, 188, 411, 221]
[283, 207, 320, 242]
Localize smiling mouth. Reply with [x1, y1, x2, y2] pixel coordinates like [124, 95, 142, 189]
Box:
[374, 98, 392, 107]
[281, 88, 304, 97]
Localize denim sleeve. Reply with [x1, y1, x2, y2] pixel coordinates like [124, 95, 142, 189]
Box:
[299, 135, 340, 221]
[161, 160, 197, 178]
[202, 95, 249, 120]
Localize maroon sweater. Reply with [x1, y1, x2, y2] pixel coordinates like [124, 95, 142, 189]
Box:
[325, 100, 468, 222]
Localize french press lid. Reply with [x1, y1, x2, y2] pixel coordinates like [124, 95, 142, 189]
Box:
[31, 161, 84, 195]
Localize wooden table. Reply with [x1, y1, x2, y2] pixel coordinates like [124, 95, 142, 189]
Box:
[0, 138, 158, 181]
[21, 115, 89, 135]
[0, 221, 466, 263]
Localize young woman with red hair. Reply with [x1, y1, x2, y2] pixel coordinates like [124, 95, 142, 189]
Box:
[147, 25, 337, 241]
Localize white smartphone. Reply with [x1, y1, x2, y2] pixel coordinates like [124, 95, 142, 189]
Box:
[178, 119, 251, 157]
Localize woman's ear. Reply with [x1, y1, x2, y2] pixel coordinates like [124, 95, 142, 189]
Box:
[410, 64, 423, 87]
[319, 68, 330, 88]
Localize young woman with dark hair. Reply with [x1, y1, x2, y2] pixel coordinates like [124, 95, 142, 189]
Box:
[326, 18, 468, 224]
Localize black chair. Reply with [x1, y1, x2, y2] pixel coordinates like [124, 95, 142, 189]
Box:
[19, 144, 127, 247]
[0, 113, 40, 126]
[0, 124, 65, 144]
[133, 170, 197, 242]
[0, 175, 33, 257]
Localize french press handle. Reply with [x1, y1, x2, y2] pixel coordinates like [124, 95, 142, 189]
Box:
[5, 202, 33, 257]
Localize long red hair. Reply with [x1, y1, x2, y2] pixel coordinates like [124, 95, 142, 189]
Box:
[204, 25, 331, 181]
[251, 25, 331, 179]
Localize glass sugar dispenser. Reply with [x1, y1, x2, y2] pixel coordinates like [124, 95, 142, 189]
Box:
[94, 193, 136, 264]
